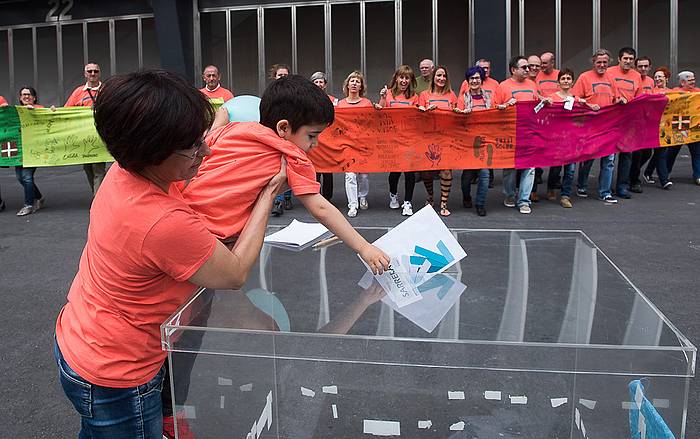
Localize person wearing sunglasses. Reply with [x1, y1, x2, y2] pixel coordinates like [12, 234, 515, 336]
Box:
[65, 62, 107, 197]
[54, 70, 289, 438]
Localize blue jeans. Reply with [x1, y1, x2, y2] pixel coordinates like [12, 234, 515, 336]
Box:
[460, 169, 489, 206]
[666, 142, 700, 180]
[15, 166, 42, 206]
[559, 163, 576, 198]
[54, 339, 165, 438]
[503, 168, 534, 207]
[615, 152, 632, 194]
[577, 154, 615, 198]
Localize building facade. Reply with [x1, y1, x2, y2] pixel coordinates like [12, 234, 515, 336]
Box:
[0, 0, 698, 105]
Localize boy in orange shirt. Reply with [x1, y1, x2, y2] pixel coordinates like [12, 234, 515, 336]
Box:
[182, 75, 390, 274]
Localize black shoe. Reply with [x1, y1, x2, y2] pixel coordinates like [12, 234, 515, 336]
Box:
[629, 184, 643, 193]
[617, 191, 632, 199]
[271, 200, 283, 216]
[0, 200, 5, 212]
[283, 197, 294, 210]
[475, 205, 486, 216]
[462, 197, 473, 208]
[662, 181, 673, 190]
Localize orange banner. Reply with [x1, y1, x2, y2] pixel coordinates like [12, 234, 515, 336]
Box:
[311, 106, 516, 173]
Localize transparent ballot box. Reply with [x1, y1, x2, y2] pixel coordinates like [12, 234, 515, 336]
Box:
[162, 228, 695, 438]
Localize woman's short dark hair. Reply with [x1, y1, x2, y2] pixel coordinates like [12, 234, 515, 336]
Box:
[465, 66, 485, 82]
[558, 68, 575, 80]
[94, 70, 214, 172]
[260, 75, 334, 133]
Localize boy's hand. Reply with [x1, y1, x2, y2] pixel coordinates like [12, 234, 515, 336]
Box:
[360, 244, 390, 275]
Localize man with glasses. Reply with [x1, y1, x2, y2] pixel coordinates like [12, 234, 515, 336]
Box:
[494, 55, 539, 214]
[571, 49, 621, 204]
[199, 65, 234, 102]
[65, 62, 107, 196]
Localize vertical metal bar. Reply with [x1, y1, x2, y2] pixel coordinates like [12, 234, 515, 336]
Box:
[631, 0, 638, 51]
[137, 18, 143, 70]
[257, 6, 266, 96]
[8, 29, 14, 103]
[57, 24, 64, 102]
[592, 0, 600, 51]
[360, 1, 366, 75]
[193, 0, 202, 84]
[109, 19, 116, 76]
[432, 0, 438, 64]
[324, 1, 332, 91]
[505, 0, 511, 74]
[670, 0, 678, 80]
[555, 0, 561, 69]
[82, 22, 88, 64]
[394, 0, 402, 68]
[225, 10, 232, 91]
[468, 0, 475, 66]
[518, 0, 524, 55]
[291, 5, 298, 73]
[32, 27, 38, 89]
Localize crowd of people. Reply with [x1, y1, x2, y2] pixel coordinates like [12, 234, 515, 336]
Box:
[1, 47, 698, 219]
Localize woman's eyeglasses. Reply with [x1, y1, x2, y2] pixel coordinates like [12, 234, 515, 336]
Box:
[175, 137, 207, 159]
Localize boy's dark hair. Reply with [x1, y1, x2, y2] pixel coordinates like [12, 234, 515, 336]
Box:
[260, 75, 334, 133]
[618, 46, 636, 59]
[94, 69, 214, 172]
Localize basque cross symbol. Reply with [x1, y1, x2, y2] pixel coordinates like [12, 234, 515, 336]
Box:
[1, 141, 18, 158]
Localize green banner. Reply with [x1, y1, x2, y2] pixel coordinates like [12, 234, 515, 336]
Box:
[18, 106, 113, 167]
[0, 106, 23, 167]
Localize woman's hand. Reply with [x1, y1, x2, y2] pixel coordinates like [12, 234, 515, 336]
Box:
[453, 107, 470, 114]
[373, 103, 383, 110]
[50, 105, 57, 111]
[379, 85, 388, 98]
[265, 157, 288, 196]
[359, 244, 390, 275]
[587, 102, 600, 111]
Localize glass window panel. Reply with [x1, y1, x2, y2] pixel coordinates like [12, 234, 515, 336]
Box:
[638, 0, 670, 71]
[402, 0, 432, 70]
[511, 0, 520, 57]
[331, 3, 360, 97]
[601, 0, 632, 60]
[115, 19, 139, 75]
[141, 17, 160, 70]
[36, 26, 59, 105]
[11, 28, 33, 103]
[0, 31, 8, 101]
[438, 0, 469, 90]
[366, 1, 395, 102]
[230, 9, 259, 95]
[562, 0, 592, 77]
[524, 0, 555, 57]
[61, 24, 85, 102]
[678, 0, 700, 85]
[264, 7, 292, 80]
[87, 21, 111, 77]
[296, 6, 325, 81]
[200, 12, 228, 87]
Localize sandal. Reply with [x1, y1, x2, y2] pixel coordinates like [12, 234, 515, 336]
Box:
[425, 196, 434, 207]
[440, 202, 451, 217]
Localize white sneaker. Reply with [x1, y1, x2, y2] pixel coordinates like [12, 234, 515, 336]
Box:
[518, 204, 532, 214]
[359, 197, 369, 210]
[17, 205, 34, 216]
[389, 193, 400, 209]
[347, 207, 358, 217]
[401, 201, 413, 216]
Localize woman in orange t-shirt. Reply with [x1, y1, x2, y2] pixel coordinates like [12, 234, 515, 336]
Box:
[377, 65, 419, 216]
[54, 70, 287, 438]
[338, 70, 374, 218]
[14, 86, 45, 216]
[417, 66, 457, 216]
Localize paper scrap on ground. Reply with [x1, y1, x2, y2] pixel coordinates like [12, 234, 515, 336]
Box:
[264, 219, 330, 249]
[322, 385, 338, 394]
[332, 404, 338, 419]
[509, 395, 527, 405]
[220, 395, 225, 409]
[418, 420, 432, 429]
[218, 377, 232, 386]
[363, 420, 401, 436]
[484, 391, 502, 401]
[652, 399, 670, 408]
[448, 391, 465, 400]
[449, 421, 465, 431]
[579, 398, 596, 410]
[551, 397, 568, 408]
[300, 387, 315, 397]
[240, 383, 253, 392]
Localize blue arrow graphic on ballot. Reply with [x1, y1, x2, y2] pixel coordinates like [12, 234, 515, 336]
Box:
[417, 274, 454, 300]
[409, 240, 454, 273]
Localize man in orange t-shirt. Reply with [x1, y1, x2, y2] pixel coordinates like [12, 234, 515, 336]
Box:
[536, 52, 560, 98]
[0, 95, 7, 106]
[571, 49, 620, 203]
[199, 65, 234, 102]
[608, 47, 641, 197]
[65, 62, 107, 196]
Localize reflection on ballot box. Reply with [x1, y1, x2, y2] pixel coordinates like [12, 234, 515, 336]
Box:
[162, 228, 695, 439]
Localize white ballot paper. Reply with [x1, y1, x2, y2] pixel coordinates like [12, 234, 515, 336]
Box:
[359, 205, 467, 307]
[263, 219, 331, 250]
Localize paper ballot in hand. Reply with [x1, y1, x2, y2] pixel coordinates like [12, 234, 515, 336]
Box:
[373, 257, 422, 307]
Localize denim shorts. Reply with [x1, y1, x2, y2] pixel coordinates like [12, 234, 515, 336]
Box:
[54, 338, 165, 438]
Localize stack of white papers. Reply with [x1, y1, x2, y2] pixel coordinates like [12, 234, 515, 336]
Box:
[263, 220, 331, 250]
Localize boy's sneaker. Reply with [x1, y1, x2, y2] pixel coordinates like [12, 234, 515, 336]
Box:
[599, 194, 618, 204]
[17, 205, 34, 216]
[271, 200, 283, 216]
[401, 201, 413, 216]
[389, 193, 400, 209]
[503, 196, 515, 208]
[359, 197, 369, 210]
[576, 188, 588, 198]
[642, 174, 655, 184]
[347, 207, 358, 217]
[662, 181, 673, 190]
[518, 204, 532, 214]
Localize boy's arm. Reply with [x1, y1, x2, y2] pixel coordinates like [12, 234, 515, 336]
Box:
[298, 193, 390, 274]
